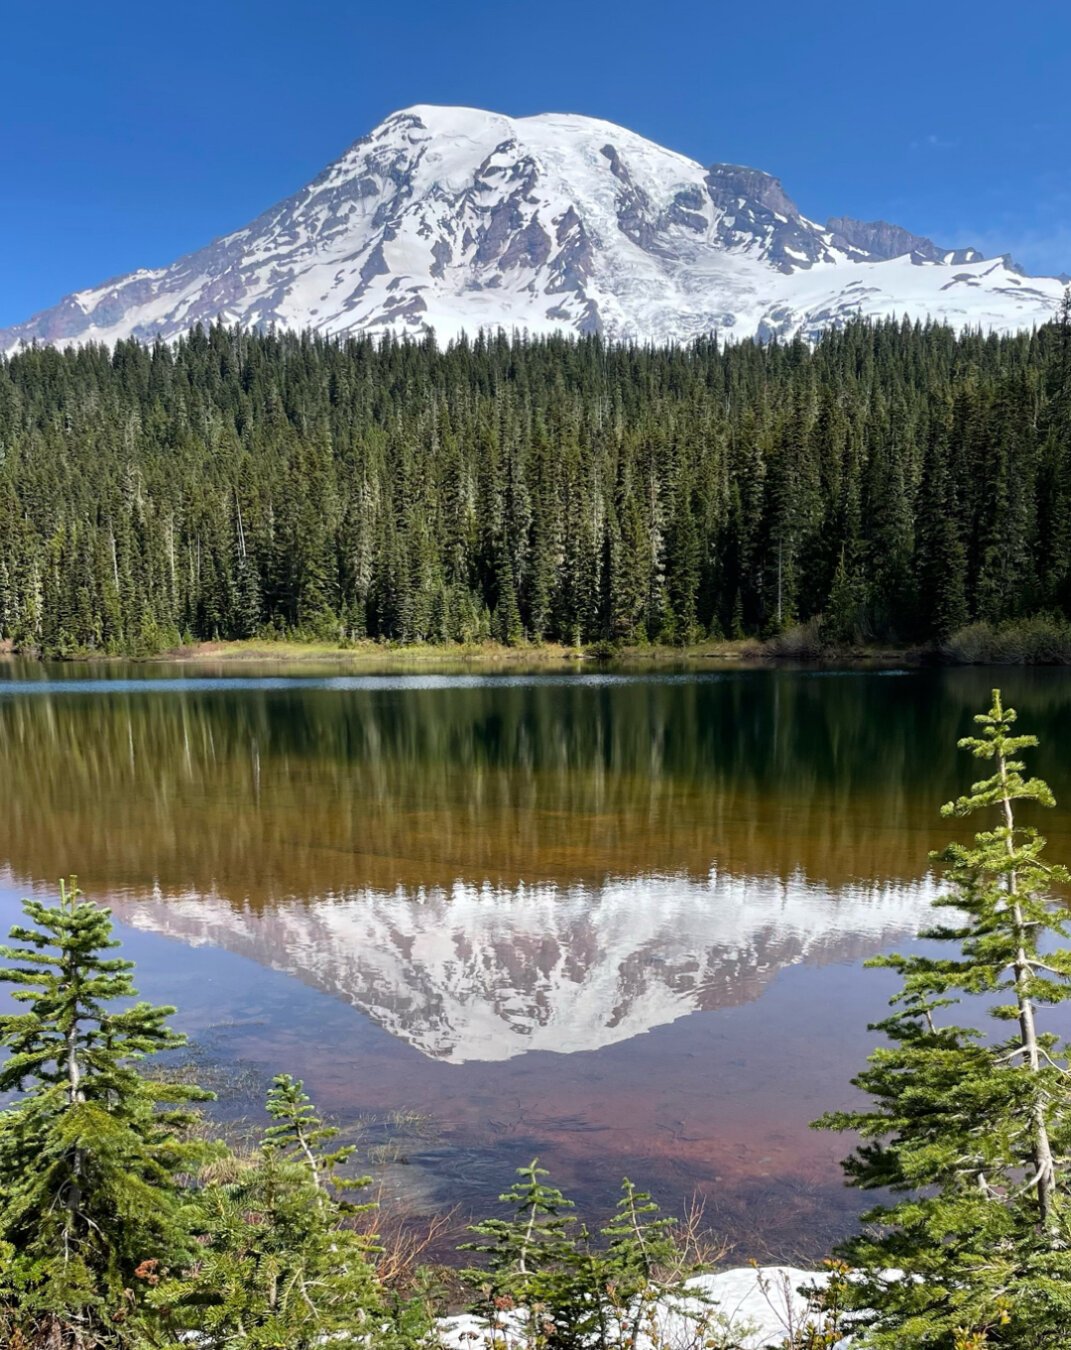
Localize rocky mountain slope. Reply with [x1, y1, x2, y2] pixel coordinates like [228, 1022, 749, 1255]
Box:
[2, 104, 1065, 352]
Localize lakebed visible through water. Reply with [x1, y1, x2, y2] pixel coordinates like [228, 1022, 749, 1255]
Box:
[2, 662, 1071, 1261]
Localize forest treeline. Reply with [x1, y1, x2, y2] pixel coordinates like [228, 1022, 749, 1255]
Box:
[1, 303, 1070, 655]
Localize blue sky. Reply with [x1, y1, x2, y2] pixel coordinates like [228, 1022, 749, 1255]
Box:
[2, 0, 1068, 327]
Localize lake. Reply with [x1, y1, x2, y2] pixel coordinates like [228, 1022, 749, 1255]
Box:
[2, 662, 1070, 1261]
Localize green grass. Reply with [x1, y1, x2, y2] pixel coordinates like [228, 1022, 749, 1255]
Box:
[19, 620, 1071, 670]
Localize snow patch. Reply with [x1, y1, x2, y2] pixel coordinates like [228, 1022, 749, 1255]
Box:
[437, 1265, 837, 1349]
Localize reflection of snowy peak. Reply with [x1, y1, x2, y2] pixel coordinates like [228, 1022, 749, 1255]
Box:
[2, 104, 1064, 352]
[113, 872, 938, 1063]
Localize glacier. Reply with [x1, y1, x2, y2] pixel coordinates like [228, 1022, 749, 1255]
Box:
[1, 103, 1065, 353]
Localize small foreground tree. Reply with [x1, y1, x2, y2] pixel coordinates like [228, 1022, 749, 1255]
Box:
[150, 1074, 429, 1350]
[463, 1161, 729, 1350]
[819, 690, 1071, 1347]
[0, 877, 213, 1348]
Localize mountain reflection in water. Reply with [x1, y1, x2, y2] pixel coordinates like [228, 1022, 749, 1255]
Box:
[3, 664, 1071, 1256]
[110, 873, 937, 1063]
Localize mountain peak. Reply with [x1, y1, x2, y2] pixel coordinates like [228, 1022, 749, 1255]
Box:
[1, 105, 1065, 354]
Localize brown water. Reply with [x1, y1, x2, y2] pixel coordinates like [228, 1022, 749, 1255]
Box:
[2, 663, 1070, 1259]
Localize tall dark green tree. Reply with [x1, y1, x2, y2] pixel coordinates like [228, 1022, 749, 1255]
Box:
[914, 408, 969, 640]
[1037, 289, 1071, 609]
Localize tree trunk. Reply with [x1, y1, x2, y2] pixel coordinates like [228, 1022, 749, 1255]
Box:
[1000, 750, 1057, 1229]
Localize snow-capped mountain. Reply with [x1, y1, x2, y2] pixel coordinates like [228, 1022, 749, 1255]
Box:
[2, 104, 1065, 352]
[111, 870, 938, 1064]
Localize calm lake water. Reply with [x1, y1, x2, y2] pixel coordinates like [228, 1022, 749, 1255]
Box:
[2, 661, 1071, 1260]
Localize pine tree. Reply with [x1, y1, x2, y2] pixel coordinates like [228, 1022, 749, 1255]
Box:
[233, 551, 262, 640]
[492, 549, 525, 646]
[824, 546, 869, 646]
[1037, 290, 1071, 609]
[463, 1164, 721, 1350]
[0, 877, 213, 1347]
[153, 1077, 420, 1350]
[600, 1178, 690, 1345]
[818, 691, 1071, 1348]
[914, 409, 969, 641]
[262, 1072, 368, 1200]
[463, 1159, 595, 1350]
[665, 472, 701, 644]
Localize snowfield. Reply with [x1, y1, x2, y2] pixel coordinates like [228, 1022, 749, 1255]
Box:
[1, 104, 1065, 354]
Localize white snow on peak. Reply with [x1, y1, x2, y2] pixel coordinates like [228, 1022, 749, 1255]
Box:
[2, 103, 1066, 355]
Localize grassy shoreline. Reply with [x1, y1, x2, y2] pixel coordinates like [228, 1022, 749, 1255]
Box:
[156, 637, 768, 666]
[2, 634, 916, 669]
[7, 615, 1071, 669]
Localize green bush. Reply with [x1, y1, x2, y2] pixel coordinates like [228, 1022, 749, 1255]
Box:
[944, 614, 1071, 664]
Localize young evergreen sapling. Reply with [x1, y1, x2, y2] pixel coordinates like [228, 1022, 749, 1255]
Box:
[819, 690, 1071, 1347]
[0, 877, 213, 1346]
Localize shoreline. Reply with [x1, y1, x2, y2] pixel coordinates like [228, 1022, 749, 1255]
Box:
[1, 635, 928, 671]
[5, 625, 1071, 671]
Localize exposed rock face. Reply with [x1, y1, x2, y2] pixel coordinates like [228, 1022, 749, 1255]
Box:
[1, 104, 1065, 353]
[827, 215, 983, 264]
[706, 163, 799, 218]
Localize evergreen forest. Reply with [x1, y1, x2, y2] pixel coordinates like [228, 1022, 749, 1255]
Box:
[1, 303, 1070, 656]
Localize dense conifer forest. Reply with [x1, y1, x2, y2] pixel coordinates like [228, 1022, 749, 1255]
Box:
[1, 303, 1070, 656]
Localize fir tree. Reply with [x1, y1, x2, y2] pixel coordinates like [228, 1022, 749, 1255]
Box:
[463, 1159, 595, 1350]
[463, 1164, 722, 1350]
[262, 1072, 367, 1199]
[0, 877, 212, 1347]
[818, 691, 1071, 1348]
[914, 409, 969, 641]
[600, 1178, 693, 1346]
[153, 1077, 420, 1350]
[459, 1161, 718, 1350]
[824, 546, 869, 646]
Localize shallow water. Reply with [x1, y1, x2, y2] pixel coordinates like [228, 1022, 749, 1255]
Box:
[2, 662, 1070, 1258]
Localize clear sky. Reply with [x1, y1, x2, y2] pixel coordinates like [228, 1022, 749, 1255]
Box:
[2, 0, 1068, 327]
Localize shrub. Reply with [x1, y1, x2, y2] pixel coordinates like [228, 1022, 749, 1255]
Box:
[944, 614, 1071, 665]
